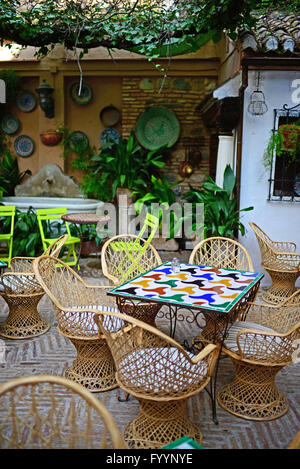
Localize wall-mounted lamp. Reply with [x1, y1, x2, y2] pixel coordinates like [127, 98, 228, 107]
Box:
[36, 79, 54, 118]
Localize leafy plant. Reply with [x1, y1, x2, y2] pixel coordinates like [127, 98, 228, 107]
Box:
[263, 121, 300, 169]
[10, 208, 43, 257]
[133, 175, 182, 239]
[70, 131, 169, 202]
[181, 165, 253, 239]
[0, 149, 31, 196]
[0, 69, 22, 104]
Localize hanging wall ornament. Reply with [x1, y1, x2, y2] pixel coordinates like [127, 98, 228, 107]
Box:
[248, 71, 268, 116]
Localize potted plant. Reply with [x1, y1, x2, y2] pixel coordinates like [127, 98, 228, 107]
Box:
[263, 120, 300, 168]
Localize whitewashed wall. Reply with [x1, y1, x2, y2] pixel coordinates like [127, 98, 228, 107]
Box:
[238, 69, 300, 286]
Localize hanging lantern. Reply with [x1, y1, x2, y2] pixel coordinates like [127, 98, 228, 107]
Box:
[248, 71, 268, 116]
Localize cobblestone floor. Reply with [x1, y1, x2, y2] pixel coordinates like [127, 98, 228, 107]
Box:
[0, 251, 299, 449]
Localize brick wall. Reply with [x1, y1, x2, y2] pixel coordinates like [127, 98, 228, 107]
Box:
[121, 75, 217, 195]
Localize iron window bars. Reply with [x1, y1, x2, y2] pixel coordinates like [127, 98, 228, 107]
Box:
[268, 102, 300, 202]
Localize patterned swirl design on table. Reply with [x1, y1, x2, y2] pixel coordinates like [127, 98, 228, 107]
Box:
[109, 262, 263, 313]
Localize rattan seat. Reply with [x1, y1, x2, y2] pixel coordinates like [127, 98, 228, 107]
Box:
[33, 255, 120, 392]
[0, 375, 127, 449]
[119, 347, 209, 393]
[0, 235, 69, 340]
[217, 291, 300, 421]
[249, 222, 300, 304]
[94, 309, 219, 449]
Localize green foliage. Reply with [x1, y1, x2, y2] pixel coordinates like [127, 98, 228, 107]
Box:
[70, 131, 169, 202]
[10, 208, 43, 257]
[263, 122, 300, 169]
[133, 175, 182, 240]
[0, 148, 31, 196]
[182, 165, 253, 239]
[0, 1, 297, 63]
[0, 69, 21, 104]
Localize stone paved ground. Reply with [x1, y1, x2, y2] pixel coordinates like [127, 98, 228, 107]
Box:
[0, 251, 299, 449]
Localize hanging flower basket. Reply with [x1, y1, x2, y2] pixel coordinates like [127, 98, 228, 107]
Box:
[278, 125, 300, 152]
[40, 130, 63, 146]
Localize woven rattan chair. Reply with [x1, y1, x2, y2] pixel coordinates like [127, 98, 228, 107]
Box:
[189, 236, 254, 271]
[249, 222, 300, 304]
[189, 237, 255, 349]
[33, 255, 119, 392]
[217, 290, 300, 421]
[101, 234, 162, 326]
[0, 375, 127, 449]
[0, 235, 69, 339]
[94, 309, 219, 449]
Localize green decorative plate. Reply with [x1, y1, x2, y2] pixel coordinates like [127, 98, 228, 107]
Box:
[69, 131, 89, 152]
[136, 107, 180, 150]
[70, 82, 93, 105]
[1, 114, 19, 134]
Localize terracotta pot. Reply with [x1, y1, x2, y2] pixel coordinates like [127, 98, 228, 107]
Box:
[115, 187, 135, 206]
[40, 131, 63, 146]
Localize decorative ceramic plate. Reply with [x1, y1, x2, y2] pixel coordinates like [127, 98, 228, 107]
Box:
[16, 91, 37, 112]
[294, 174, 300, 196]
[100, 105, 121, 126]
[14, 135, 35, 157]
[136, 107, 180, 150]
[70, 82, 93, 105]
[100, 127, 120, 146]
[69, 131, 89, 152]
[1, 114, 19, 134]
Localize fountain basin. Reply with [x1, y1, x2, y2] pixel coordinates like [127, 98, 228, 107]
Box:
[2, 196, 104, 214]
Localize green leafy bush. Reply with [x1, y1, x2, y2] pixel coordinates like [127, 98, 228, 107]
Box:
[182, 165, 253, 239]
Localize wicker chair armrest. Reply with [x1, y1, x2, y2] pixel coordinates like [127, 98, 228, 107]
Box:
[273, 251, 300, 269]
[190, 343, 219, 376]
[10, 257, 35, 273]
[0, 272, 42, 295]
[272, 241, 297, 252]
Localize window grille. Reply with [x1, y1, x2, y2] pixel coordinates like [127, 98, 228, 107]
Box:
[268, 103, 300, 202]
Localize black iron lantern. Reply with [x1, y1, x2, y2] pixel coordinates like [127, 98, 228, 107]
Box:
[36, 79, 54, 118]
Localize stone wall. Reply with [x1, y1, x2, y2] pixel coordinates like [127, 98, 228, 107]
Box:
[122, 76, 217, 194]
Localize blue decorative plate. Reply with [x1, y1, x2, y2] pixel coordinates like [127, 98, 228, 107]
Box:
[1, 114, 19, 134]
[14, 135, 35, 157]
[70, 82, 93, 105]
[69, 131, 89, 152]
[16, 91, 37, 112]
[100, 127, 120, 146]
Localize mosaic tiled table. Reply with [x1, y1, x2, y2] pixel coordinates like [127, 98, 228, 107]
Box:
[108, 261, 264, 423]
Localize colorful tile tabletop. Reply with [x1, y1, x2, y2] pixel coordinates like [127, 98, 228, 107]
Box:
[108, 262, 264, 313]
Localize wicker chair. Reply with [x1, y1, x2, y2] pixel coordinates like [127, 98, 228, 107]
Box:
[249, 222, 300, 304]
[0, 235, 69, 339]
[33, 255, 120, 392]
[0, 375, 127, 449]
[101, 234, 162, 326]
[94, 309, 219, 449]
[189, 236, 254, 271]
[217, 290, 300, 421]
[189, 237, 255, 349]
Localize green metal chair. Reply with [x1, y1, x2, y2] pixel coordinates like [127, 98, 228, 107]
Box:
[0, 206, 16, 268]
[36, 208, 81, 269]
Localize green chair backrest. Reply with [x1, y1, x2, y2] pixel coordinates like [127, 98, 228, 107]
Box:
[0, 206, 16, 236]
[138, 212, 159, 243]
[36, 208, 71, 243]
